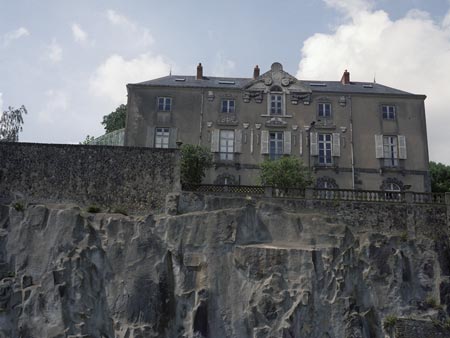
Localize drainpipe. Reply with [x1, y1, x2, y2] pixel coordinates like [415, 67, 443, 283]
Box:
[199, 90, 204, 145]
[349, 95, 355, 189]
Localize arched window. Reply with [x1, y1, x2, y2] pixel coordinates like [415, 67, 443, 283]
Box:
[316, 177, 339, 199]
[214, 173, 237, 186]
[380, 178, 403, 201]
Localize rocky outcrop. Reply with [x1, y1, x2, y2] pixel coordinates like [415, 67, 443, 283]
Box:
[1, 193, 450, 337]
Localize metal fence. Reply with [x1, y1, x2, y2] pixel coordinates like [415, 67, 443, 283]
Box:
[182, 184, 448, 205]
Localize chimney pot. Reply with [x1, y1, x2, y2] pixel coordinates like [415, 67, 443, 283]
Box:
[196, 63, 203, 80]
[341, 69, 350, 85]
[253, 65, 260, 79]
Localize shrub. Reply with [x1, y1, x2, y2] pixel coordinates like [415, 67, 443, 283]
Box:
[260, 156, 312, 190]
[180, 144, 213, 185]
[87, 205, 101, 213]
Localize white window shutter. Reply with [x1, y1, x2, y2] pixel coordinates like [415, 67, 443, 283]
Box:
[375, 134, 384, 158]
[234, 129, 242, 153]
[332, 133, 340, 157]
[283, 131, 291, 154]
[211, 129, 220, 152]
[310, 132, 318, 156]
[398, 135, 407, 159]
[261, 130, 269, 154]
[169, 128, 178, 148]
[146, 127, 155, 147]
[299, 131, 303, 155]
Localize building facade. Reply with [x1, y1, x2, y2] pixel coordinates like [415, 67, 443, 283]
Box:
[124, 62, 430, 192]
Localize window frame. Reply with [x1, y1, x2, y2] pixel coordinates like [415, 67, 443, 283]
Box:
[269, 93, 283, 116]
[154, 127, 170, 148]
[318, 102, 332, 119]
[221, 99, 235, 113]
[318, 133, 333, 165]
[157, 97, 172, 112]
[383, 135, 398, 167]
[219, 130, 235, 161]
[269, 131, 284, 160]
[382, 105, 396, 120]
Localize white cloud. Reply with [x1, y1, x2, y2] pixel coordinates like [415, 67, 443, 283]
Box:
[297, 0, 450, 164]
[71, 23, 88, 44]
[324, 0, 373, 17]
[89, 53, 170, 106]
[38, 90, 69, 124]
[106, 9, 153, 47]
[46, 39, 63, 63]
[2, 27, 30, 46]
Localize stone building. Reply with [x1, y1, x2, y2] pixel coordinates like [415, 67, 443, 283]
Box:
[124, 62, 430, 192]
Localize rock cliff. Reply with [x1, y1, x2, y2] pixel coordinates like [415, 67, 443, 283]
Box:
[1, 193, 450, 338]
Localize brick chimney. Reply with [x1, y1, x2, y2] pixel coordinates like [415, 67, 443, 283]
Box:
[341, 69, 350, 85]
[253, 65, 260, 79]
[196, 63, 203, 80]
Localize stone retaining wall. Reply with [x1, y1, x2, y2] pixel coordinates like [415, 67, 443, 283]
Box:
[0, 142, 180, 213]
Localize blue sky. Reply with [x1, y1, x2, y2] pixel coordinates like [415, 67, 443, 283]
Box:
[1, 0, 450, 163]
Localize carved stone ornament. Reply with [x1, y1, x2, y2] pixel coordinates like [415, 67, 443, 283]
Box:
[292, 125, 298, 131]
[265, 117, 287, 127]
[243, 91, 263, 103]
[243, 123, 249, 129]
[281, 78, 290, 87]
[264, 78, 273, 86]
[217, 115, 238, 126]
[207, 122, 213, 128]
[207, 91, 215, 102]
[291, 93, 311, 105]
[255, 123, 262, 130]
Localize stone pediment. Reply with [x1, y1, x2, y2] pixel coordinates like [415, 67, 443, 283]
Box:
[243, 62, 312, 94]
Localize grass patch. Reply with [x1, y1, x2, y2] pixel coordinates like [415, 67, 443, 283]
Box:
[383, 315, 398, 331]
[113, 208, 128, 216]
[12, 202, 25, 212]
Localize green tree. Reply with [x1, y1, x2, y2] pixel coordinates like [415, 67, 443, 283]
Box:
[80, 135, 95, 145]
[260, 156, 312, 189]
[430, 161, 450, 193]
[102, 104, 126, 133]
[0, 105, 27, 142]
[180, 144, 213, 185]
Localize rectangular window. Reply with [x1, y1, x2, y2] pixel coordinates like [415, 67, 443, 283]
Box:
[318, 134, 333, 165]
[270, 95, 283, 115]
[221, 99, 235, 113]
[383, 136, 398, 166]
[155, 127, 170, 148]
[220, 130, 234, 160]
[318, 103, 331, 118]
[269, 131, 283, 160]
[157, 97, 172, 111]
[382, 105, 396, 120]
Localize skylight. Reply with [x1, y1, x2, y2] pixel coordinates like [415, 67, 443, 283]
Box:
[363, 84, 373, 88]
[309, 83, 327, 87]
[175, 78, 186, 82]
[218, 80, 235, 85]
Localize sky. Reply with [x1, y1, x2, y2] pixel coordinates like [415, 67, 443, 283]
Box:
[1, 0, 450, 163]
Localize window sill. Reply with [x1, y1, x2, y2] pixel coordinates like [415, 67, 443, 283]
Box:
[260, 114, 293, 118]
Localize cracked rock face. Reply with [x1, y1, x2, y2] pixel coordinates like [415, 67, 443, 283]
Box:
[1, 195, 450, 338]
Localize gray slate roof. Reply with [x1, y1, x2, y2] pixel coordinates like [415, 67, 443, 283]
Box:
[131, 75, 420, 97]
